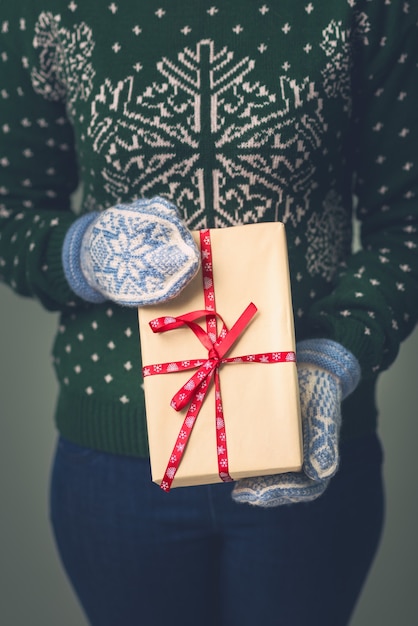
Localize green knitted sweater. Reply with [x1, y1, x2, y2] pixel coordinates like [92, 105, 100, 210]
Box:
[1, 0, 418, 456]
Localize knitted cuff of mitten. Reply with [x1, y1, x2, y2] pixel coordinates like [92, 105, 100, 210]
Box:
[62, 212, 106, 303]
[296, 338, 361, 400]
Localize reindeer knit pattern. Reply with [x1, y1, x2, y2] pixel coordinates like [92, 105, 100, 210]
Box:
[1, 0, 418, 457]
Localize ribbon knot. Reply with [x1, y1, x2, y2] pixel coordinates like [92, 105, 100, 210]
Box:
[208, 347, 221, 362]
[153, 302, 258, 413]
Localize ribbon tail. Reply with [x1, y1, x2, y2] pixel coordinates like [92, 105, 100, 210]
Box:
[160, 373, 214, 492]
[170, 360, 217, 411]
[214, 302, 257, 359]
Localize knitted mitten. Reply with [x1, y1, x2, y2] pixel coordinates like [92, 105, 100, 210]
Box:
[62, 196, 200, 306]
[232, 339, 361, 507]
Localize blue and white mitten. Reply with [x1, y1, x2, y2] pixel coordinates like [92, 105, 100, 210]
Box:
[62, 196, 200, 306]
[232, 338, 361, 507]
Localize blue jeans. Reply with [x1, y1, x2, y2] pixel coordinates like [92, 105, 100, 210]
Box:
[50, 434, 384, 626]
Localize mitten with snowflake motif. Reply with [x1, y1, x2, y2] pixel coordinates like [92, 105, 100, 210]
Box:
[232, 338, 361, 507]
[62, 196, 200, 306]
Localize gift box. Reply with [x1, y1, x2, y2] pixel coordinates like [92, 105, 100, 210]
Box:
[138, 222, 302, 490]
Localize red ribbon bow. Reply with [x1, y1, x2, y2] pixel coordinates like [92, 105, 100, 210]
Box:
[142, 230, 295, 491]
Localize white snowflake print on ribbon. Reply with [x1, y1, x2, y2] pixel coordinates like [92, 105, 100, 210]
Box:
[87, 39, 327, 228]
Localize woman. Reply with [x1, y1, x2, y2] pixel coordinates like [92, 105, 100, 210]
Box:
[1, 1, 417, 624]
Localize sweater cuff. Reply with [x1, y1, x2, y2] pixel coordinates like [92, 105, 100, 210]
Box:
[27, 213, 86, 310]
[296, 338, 361, 399]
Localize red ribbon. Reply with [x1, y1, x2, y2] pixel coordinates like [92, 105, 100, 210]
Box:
[142, 229, 296, 492]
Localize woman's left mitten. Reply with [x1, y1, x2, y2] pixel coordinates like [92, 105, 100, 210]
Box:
[232, 339, 360, 507]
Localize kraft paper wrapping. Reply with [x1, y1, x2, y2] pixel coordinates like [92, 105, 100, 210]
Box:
[138, 222, 302, 488]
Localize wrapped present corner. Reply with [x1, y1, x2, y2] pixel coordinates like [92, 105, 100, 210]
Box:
[138, 222, 302, 490]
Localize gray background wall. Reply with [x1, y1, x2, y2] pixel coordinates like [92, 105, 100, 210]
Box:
[1, 285, 417, 625]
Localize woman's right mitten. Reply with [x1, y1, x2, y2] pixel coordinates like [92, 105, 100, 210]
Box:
[62, 196, 200, 306]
